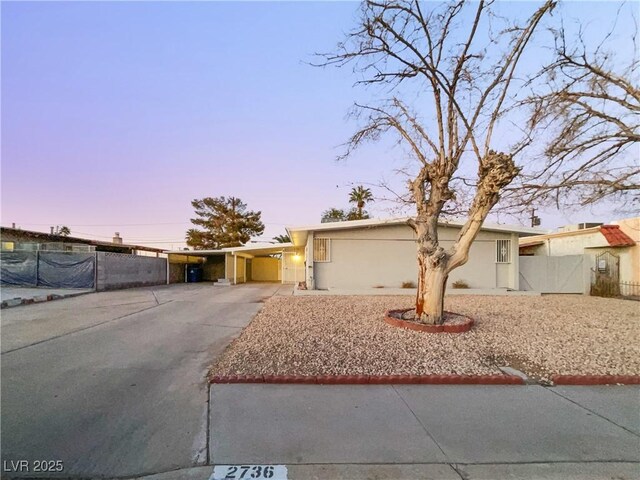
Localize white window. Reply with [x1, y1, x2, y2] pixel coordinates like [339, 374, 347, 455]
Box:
[496, 239, 511, 263]
[313, 238, 331, 262]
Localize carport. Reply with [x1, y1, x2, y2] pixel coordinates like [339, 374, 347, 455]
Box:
[165, 243, 304, 285]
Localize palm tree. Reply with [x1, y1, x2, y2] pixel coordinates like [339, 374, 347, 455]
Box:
[273, 234, 291, 243]
[348, 186, 373, 220]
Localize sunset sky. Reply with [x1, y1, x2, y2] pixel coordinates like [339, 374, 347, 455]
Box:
[2, 1, 634, 249]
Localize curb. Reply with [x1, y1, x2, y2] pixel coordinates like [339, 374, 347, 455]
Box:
[210, 374, 524, 385]
[0, 291, 90, 309]
[384, 309, 474, 333]
[551, 375, 640, 385]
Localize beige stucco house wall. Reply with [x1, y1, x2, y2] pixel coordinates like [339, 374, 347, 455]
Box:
[287, 218, 538, 291]
[225, 254, 246, 284]
[614, 218, 640, 283]
[251, 257, 282, 282]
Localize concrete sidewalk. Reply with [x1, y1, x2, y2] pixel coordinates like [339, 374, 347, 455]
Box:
[202, 384, 639, 480]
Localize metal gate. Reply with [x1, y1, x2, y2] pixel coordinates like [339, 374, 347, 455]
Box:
[519, 255, 586, 293]
[590, 251, 620, 297]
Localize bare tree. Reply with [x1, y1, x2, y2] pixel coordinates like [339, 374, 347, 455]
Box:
[509, 18, 640, 209]
[317, 0, 558, 324]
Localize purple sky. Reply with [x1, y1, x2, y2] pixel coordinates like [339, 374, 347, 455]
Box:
[2, 1, 634, 249]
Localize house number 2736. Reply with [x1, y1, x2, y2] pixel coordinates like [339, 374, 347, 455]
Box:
[211, 465, 287, 480]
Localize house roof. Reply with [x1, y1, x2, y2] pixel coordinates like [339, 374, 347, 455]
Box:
[519, 224, 636, 248]
[599, 225, 636, 247]
[286, 217, 548, 247]
[519, 240, 545, 248]
[0, 227, 165, 253]
[164, 242, 297, 257]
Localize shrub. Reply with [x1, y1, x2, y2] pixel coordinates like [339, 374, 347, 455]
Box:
[401, 281, 416, 288]
[373, 285, 385, 289]
[452, 279, 469, 289]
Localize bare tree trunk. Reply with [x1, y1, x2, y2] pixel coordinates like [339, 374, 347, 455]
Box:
[415, 250, 428, 319]
[416, 258, 448, 324]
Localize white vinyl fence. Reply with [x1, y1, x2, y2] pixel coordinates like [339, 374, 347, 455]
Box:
[519, 255, 589, 294]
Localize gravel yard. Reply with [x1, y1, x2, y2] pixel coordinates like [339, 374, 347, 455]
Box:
[210, 295, 640, 382]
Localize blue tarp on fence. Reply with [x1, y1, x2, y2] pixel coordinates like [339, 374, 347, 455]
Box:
[37, 252, 95, 288]
[1, 251, 95, 289]
[0, 252, 38, 286]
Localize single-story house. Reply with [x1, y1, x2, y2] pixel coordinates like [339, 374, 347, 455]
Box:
[519, 218, 638, 284]
[1, 227, 165, 256]
[289, 217, 543, 291]
[167, 217, 544, 291]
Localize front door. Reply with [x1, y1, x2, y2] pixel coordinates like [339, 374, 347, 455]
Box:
[282, 252, 304, 284]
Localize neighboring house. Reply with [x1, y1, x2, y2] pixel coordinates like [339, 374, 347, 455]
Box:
[1, 227, 165, 256]
[1, 227, 168, 291]
[519, 218, 638, 284]
[168, 217, 544, 290]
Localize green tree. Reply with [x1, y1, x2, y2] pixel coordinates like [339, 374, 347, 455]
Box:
[346, 208, 370, 221]
[186, 196, 264, 249]
[56, 226, 71, 237]
[348, 186, 373, 220]
[321, 208, 347, 223]
[273, 234, 291, 243]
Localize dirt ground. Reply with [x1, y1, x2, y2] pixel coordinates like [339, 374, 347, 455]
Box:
[210, 295, 640, 382]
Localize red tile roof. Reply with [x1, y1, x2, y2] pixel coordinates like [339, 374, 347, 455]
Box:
[599, 225, 636, 247]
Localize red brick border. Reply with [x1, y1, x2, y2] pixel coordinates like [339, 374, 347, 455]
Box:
[209, 374, 524, 385]
[384, 309, 474, 333]
[552, 375, 640, 385]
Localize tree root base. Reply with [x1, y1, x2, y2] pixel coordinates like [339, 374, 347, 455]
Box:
[385, 308, 474, 333]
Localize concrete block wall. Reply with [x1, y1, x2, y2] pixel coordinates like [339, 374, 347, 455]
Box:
[96, 252, 167, 291]
[203, 257, 225, 281]
[169, 263, 185, 284]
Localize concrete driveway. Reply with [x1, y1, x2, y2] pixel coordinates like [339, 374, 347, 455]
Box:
[1, 282, 286, 479]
